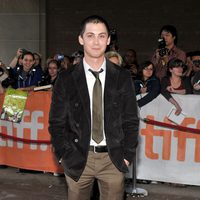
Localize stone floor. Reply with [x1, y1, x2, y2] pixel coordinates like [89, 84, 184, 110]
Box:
[0, 167, 200, 200]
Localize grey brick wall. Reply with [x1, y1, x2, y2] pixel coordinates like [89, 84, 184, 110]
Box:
[47, 0, 200, 63]
[1, 1, 199, 65]
[0, 0, 46, 66]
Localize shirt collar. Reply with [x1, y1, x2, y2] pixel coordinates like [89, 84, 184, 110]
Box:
[83, 58, 106, 74]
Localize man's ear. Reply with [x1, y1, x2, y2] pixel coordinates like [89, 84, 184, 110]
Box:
[107, 36, 111, 46]
[78, 35, 84, 45]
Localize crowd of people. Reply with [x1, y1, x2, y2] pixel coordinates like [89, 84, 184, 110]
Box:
[0, 15, 199, 200]
[0, 24, 199, 117]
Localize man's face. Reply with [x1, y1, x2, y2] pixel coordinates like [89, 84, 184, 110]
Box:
[79, 22, 110, 59]
[191, 55, 200, 72]
[124, 50, 136, 65]
[161, 31, 175, 47]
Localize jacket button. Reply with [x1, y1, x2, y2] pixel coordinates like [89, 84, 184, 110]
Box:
[74, 139, 78, 143]
[75, 123, 79, 127]
[75, 103, 79, 107]
[113, 102, 117, 106]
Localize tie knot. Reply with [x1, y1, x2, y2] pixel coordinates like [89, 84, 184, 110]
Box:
[89, 69, 103, 79]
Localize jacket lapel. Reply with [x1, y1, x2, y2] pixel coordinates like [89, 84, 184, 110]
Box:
[72, 62, 91, 126]
[104, 60, 119, 128]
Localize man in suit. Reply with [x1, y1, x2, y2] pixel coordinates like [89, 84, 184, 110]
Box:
[49, 15, 139, 200]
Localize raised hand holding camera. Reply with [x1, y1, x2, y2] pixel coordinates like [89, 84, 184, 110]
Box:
[158, 38, 169, 57]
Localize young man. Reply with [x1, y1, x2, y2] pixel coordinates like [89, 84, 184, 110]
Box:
[49, 15, 139, 200]
[151, 25, 186, 80]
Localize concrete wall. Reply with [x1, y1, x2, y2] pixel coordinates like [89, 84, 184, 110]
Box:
[46, 0, 200, 63]
[1, 0, 200, 65]
[0, 0, 46, 66]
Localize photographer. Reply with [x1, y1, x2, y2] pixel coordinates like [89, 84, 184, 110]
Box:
[151, 25, 186, 81]
[9, 48, 27, 69]
[8, 51, 42, 91]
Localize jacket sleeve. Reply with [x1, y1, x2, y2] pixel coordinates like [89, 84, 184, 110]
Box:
[134, 80, 142, 95]
[138, 78, 161, 107]
[183, 77, 193, 94]
[48, 72, 70, 160]
[122, 71, 139, 163]
[161, 77, 172, 101]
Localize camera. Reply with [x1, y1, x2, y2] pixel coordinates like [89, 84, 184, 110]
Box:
[56, 54, 64, 61]
[158, 38, 168, 57]
[20, 48, 28, 55]
[110, 29, 118, 43]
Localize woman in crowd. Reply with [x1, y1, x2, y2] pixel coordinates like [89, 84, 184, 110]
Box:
[33, 52, 43, 70]
[39, 59, 60, 87]
[161, 58, 192, 115]
[9, 51, 42, 91]
[105, 51, 123, 66]
[134, 61, 160, 108]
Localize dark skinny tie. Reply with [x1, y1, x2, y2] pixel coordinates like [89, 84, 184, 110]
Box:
[89, 69, 103, 144]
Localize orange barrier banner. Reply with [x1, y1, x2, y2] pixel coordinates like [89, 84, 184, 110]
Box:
[0, 91, 63, 173]
[1, 91, 200, 185]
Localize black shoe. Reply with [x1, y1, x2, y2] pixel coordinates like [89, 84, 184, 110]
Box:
[18, 168, 43, 173]
[0, 165, 8, 169]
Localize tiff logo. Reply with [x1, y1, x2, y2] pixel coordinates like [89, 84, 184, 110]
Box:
[0, 110, 46, 151]
[141, 115, 200, 162]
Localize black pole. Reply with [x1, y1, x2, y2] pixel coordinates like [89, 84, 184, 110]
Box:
[125, 149, 148, 197]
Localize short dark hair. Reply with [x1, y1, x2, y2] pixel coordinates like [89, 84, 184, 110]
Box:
[168, 58, 184, 69]
[159, 25, 178, 45]
[137, 61, 155, 79]
[79, 15, 110, 37]
[47, 59, 60, 69]
[167, 58, 186, 76]
[21, 51, 35, 60]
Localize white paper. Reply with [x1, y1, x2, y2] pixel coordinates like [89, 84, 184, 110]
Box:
[167, 107, 186, 125]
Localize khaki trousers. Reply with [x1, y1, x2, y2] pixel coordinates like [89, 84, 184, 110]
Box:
[65, 151, 124, 200]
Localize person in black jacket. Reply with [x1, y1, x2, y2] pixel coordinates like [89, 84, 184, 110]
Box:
[48, 15, 139, 200]
[161, 58, 192, 115]
[134, 61, 160, 108]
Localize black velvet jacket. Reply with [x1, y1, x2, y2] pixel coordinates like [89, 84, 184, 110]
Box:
[48, 59, 139, 181]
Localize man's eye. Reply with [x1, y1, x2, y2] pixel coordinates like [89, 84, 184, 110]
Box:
[100, 35, 106, 38]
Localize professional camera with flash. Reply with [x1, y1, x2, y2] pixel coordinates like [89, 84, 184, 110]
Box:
[158, 38, 168, 57]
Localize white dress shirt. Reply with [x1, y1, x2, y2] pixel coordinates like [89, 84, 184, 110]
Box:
[83, 58, 106, 146]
